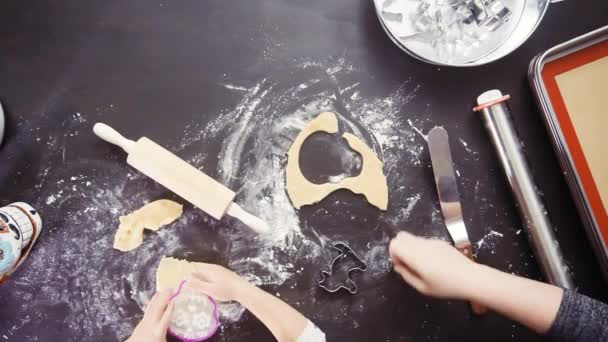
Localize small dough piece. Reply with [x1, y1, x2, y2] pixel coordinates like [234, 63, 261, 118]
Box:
[156, 256, 205, 291]
[113, 199, 183, 252]
[286, 112, 388, 210]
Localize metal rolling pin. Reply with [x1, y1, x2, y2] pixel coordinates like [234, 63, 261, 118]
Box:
[474, 89, 573, 289]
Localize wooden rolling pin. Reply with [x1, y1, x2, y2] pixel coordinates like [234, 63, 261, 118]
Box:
[93, 123, 270, 234]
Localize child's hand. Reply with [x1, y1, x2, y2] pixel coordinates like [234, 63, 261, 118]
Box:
[389, 231, 479, 300]
[185, 263, 249, 301]
[127, 289, 174, 342]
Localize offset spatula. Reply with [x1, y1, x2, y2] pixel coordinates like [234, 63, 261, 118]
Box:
[427, 127, 487, 315]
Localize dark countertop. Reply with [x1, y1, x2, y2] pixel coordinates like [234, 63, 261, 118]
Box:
[0, 1, 607, 341]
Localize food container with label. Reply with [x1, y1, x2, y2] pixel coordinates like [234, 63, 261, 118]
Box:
[0, 202, 42, 282]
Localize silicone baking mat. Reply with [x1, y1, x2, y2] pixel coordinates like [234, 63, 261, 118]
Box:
[541, 40, 608, 243]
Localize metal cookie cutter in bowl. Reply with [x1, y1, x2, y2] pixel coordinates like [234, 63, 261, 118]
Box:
[318, 242, 368, 294]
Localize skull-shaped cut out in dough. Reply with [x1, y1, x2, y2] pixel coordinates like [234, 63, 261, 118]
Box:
[285, 112, 388, 210]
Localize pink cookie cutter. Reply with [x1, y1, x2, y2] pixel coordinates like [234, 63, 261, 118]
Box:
[168, 280, 220, 342]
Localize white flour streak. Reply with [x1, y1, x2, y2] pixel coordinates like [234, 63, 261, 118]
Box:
[181, 57, 427, 323]
[459, 137, 474, 154]
[221, 83, 249, 91]
[339, 82, 360, 94]
[476, 230, 505, 250]
[328, 174, 347, 183]
[10, 111, 188, 340]
[219, 81, 270, 182]
[402, 193, 422, 219]
[45, 194, 57, 205]
[391, 193, 422, 224]
[9, 55, 429, 337]
[407, 119, 427, 141]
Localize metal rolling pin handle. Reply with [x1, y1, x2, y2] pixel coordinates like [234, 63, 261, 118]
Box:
[474, 89, 573, 289]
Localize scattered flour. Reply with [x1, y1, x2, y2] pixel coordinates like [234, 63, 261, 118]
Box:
[407, 118, 427, 141]
[45, 194, 57, 205]
[4, 112, 187, 340]
[172, 56, 430, 321]
[221, 84, 249, 92]
[476, 230, 505, 250]
[393, 193, 422, 223]
[459, 137, 474, 154]
[1, 28, 537, 340]
[4, 56, 438, 338]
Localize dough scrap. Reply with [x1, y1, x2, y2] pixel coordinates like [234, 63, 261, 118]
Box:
[156, 256, 205, 291]
[113, 199, 183, 252]
[285, 112, 388, 210]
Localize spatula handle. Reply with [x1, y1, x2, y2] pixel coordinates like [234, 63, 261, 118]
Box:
[458, 244, 489, 315]
[93, 123, 136, 154]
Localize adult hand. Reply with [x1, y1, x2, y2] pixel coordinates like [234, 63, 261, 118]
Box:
[389, 231, 479, 300]
[127, 289, 174, 342]
[185, 263, 250, 302]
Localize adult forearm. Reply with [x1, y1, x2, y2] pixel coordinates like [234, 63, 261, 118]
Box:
[237, 283, 308, 342]
[467, 265, 563, 333]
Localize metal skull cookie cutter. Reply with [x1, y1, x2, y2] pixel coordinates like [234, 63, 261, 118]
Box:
[318, 241, 368, 294]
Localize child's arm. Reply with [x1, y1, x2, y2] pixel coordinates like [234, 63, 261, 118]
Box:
[389, 231, 567, 334]
[235, 281, 324, 342]
[466, 263, 562, 333]
[186, 264, 325, 342]
[546, 288, 608, 342]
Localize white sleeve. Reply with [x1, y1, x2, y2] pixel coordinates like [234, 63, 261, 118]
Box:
[296, 320, 326, 342]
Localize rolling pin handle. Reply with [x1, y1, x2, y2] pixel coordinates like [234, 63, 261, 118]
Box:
[93, 123, 136, 154]
[226, 202, 271, 234]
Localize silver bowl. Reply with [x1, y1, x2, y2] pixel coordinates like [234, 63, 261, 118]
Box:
[374, 0, 551, 66]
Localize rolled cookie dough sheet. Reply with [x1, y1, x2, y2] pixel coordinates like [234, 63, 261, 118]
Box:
[285, 112, 388, 210]
[156, 256, 205, 291]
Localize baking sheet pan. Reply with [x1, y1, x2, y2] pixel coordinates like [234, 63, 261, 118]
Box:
[529, 25, 608, 280]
